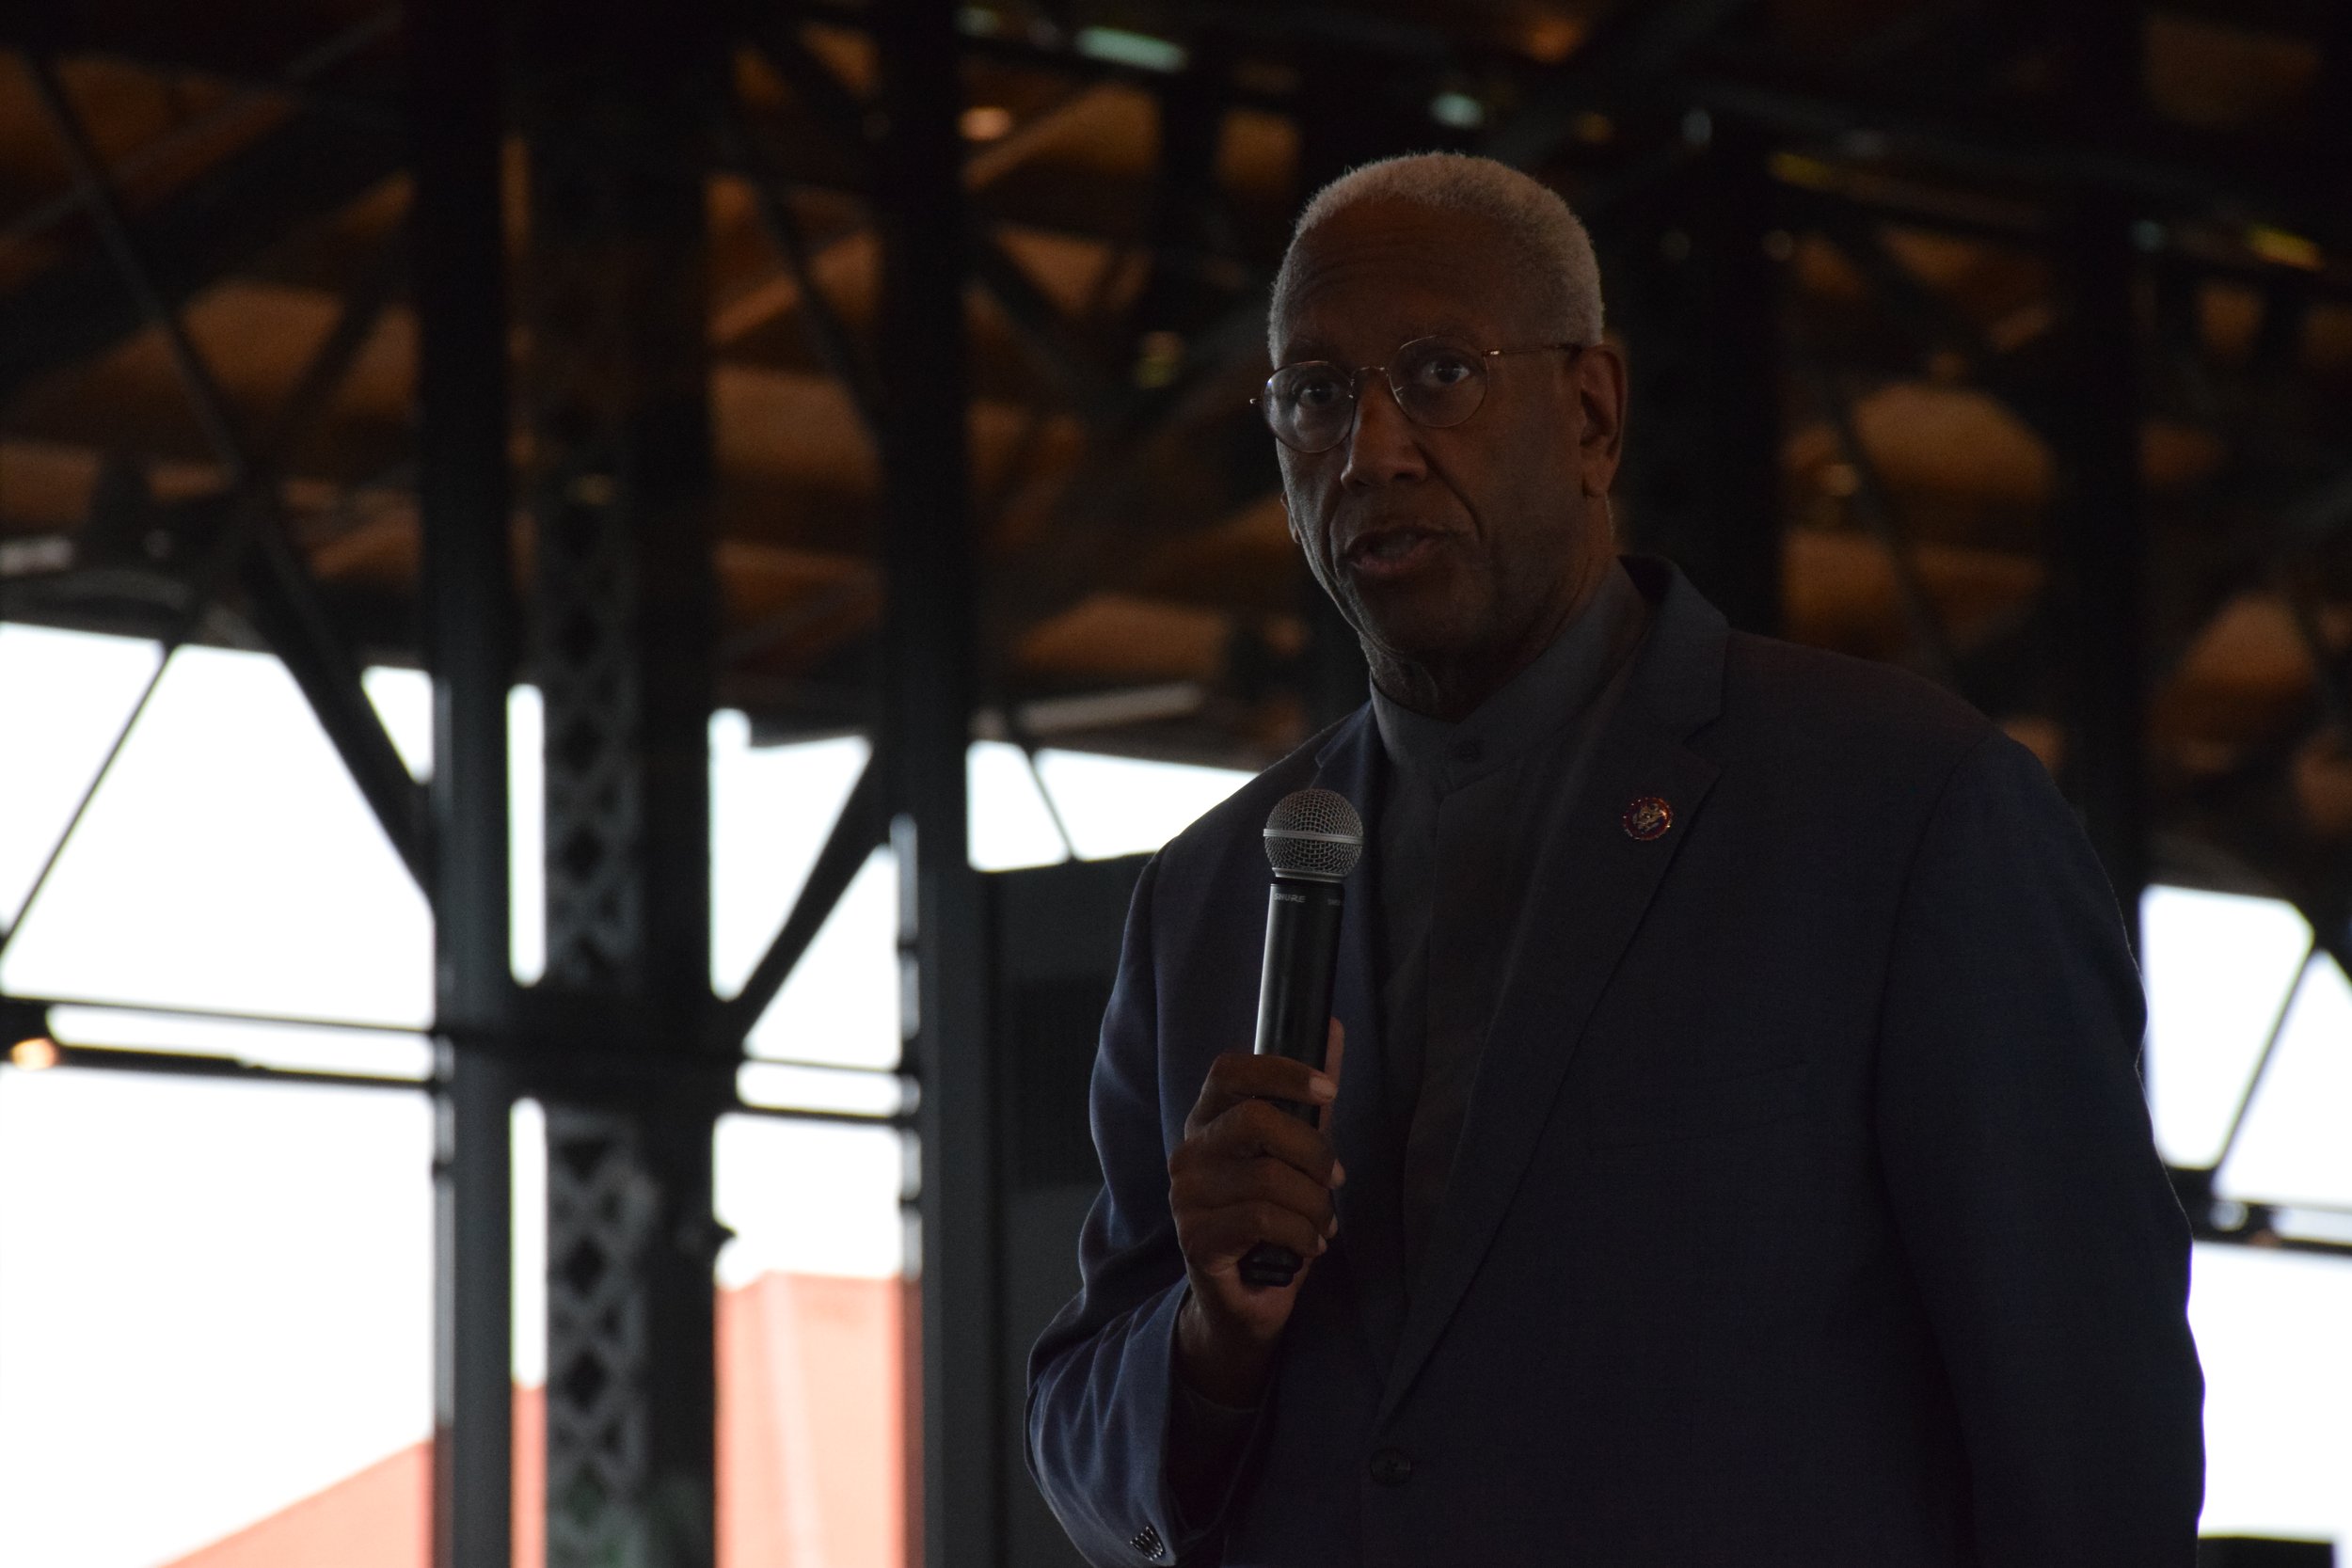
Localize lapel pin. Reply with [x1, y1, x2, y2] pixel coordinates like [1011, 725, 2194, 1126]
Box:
[1622, 796, 1674, 842]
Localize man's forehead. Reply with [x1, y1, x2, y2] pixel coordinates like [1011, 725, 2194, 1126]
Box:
[1273, 200, 1520, 360]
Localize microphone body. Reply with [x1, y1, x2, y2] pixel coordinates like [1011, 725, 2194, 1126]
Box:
[1239, 789, 1363, 1290]
[1250, 877, 1345, 1119]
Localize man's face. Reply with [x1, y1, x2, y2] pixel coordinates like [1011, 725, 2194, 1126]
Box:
[1271, 199, 1624, 690]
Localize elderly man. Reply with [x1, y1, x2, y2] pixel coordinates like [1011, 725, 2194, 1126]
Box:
[1026, 152, 2203, 1566]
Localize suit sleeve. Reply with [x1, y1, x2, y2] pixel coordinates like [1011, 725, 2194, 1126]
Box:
[1025, 854, 1255, 1565]
[1875, 730, 2204, 1564]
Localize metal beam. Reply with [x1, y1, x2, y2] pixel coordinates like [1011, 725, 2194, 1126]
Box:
[1482, 0, 1762, 167]
[736, 6, 874, 169]
[258, 227, 406, 470]
[12, 1039, 424, 1091]
[21, 54, 429, 882]
[872, 3, 999, 1560]
[409, 0, 517, 1563]
[0, 2, 405, 98]
[1686, 70, 2352, 252]
[717, 94, 888, 436]
[715, 755, 883, 1048]
[983, 289, 1273, 641]
[1610, 121, 1786, 635]
[0, 67, 403, 408]
[1795, 349, 1963, 690]
[0, 1011, 912, 1132]
[238, 520, 430, 880]
[0, 10, 399, 252]
[2047, 4, 2151, 940]
[968, 232, 1123, 427]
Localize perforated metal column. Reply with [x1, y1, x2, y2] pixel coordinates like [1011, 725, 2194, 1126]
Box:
[540, 1107, 717, 1567]
[516, 2, 723, 1562]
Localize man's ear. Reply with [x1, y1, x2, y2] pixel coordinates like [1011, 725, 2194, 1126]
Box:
[1573, 341, 1628, 498]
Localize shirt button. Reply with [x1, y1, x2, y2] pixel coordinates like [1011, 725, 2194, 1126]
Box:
[1368, 1447, 1414, 1486]
[1450, 738, 1484, 764]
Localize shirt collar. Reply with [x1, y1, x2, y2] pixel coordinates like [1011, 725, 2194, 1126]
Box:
[1371, 558, 1647, 790]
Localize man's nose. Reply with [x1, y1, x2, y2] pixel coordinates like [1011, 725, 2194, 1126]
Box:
[1340, 378, 1428, 488]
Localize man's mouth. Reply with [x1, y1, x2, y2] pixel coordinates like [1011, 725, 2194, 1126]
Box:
[1343, 526, 1447, 577]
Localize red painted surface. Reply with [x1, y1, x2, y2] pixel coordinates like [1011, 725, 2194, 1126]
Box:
[162, 1443, 431, 1568]
[160, 1273, 905, 1568]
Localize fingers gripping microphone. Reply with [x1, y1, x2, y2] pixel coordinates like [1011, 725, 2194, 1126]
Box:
[1240, 787, 1365, 1290]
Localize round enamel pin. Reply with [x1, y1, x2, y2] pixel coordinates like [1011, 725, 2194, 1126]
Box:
[1622, 796, 1674, 842]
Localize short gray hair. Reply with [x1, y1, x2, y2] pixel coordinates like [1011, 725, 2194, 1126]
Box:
[1268, 151, 1603, 358]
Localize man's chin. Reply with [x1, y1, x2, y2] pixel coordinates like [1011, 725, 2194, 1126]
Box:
[1349, 601, 1471, 675]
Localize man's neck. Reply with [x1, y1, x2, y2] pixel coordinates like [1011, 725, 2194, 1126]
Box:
[1369, 560, 1609, 723]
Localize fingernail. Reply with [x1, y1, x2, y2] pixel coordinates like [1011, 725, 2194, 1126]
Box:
[1329, 1161, 1347, 1188]
[1325, 1215, 1339, 1238]
[1315, 1235, 1328, 1254]
[1307, 1075, 1337, 1101]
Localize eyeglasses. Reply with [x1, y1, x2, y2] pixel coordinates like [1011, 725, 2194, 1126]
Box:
[1255, 336, 1586, 454]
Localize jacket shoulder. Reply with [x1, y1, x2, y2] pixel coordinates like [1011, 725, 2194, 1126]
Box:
[1152, 713, 1350, 887]
[1713, 630, 1996, 778]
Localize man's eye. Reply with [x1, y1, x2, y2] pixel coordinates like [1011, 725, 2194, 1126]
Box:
[1287, 373, 1345, 410]
[1413, 354, 1476, 389]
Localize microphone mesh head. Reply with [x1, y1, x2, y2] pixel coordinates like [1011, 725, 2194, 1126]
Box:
[1263, 787, 1364, 880]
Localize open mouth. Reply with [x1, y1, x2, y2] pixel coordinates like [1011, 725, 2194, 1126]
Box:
[1344, 527, 1446, 576]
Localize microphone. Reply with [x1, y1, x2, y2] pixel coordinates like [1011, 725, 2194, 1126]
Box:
[1239, 787, 1365, 1290]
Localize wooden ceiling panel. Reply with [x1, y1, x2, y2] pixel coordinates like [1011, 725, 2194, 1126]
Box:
[1848, 382, 2054, 507]
[1017, 592, 1230, 682]
[1783, 528, 2042, 668]
[2152, 590, 2344, 753]
[1215, 108, 1300, 211]
[1880, 229, 2050, 336]
[2143, 13, 2323, 135]
[1129, 495, 1303, 614]
[0, 438, 99, 531]
[2299, 303, 2352, 381]
[712, 362, 877, 495]
[2292, 736, 2352, 840]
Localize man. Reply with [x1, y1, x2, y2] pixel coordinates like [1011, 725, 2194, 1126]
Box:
[1026, 152, 2203, 1566]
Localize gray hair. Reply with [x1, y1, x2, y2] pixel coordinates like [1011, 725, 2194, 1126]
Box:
[1268, 151, 1604, 358]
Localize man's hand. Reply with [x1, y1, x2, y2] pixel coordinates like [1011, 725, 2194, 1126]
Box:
[1168, 1020, 1345, 1407]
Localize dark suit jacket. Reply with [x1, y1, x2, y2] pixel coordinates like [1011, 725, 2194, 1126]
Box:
[1027, 559, 2203, 1567]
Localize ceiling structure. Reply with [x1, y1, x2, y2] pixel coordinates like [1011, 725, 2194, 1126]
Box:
[1, 0, 2348, 928]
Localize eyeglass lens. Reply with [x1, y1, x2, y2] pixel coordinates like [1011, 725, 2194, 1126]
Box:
[1262, 337, 1489, 453]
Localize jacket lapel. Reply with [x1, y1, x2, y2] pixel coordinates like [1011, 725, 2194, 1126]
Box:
[1372, 562, 1728, 1425]
[1308, 712, 1411, 1366]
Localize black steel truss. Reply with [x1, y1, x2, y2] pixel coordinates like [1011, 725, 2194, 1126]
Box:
[6, 7, 2352, 1568]
[514, 2, 728, 1562]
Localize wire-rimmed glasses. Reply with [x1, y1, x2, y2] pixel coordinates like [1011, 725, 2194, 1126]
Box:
[1256, 335, 1586, 454]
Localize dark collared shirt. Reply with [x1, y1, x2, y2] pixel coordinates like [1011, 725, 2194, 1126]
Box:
[1370, 560, 1650, 1286]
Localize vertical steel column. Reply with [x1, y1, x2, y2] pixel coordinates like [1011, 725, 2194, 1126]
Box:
[872, 7, 995, 1564]
[2051, 196, 2147, 931]
[1611, 119, 1784, 635]
[2051, 7, 2149, 940]
[516, 1, 723, 1562]
[412, 0, 517, 1564]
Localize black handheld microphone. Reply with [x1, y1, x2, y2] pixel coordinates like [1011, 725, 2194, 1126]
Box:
[1239, 787, 1365, 1290]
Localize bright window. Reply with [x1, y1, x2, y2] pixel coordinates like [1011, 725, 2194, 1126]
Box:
[8, 620, 2346, 1557]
